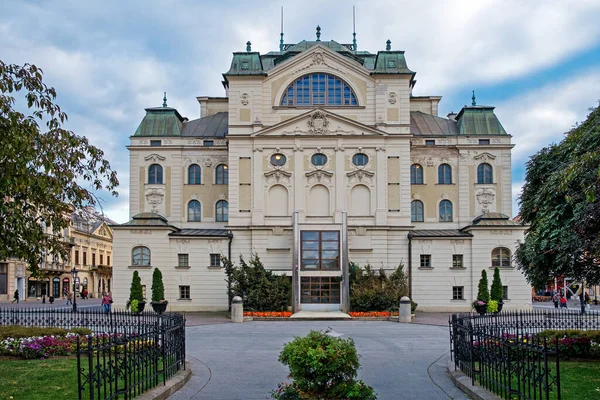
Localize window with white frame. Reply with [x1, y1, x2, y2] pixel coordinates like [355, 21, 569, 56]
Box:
[210, 254, 221, 268]
[216, 200, 228, 222]
[188, 200, 201, 222]
[148, 164, 163, 184]
[439, 200, 453, 222]
[179, 285, 190, 299]
[452, 286, 464, 300]
[452, 254, 464, 269]
[215, 164, 228, 184]
[410, 164, 423, 184]
[280, 73, 358, 106]
[420, 254, 431, 268]
[492, 247, 511, 268]
[188, 164, 201, 184]
[178, 254, 189, 267]
[132, 246, 150, 266]
[411, 200, 424, 222]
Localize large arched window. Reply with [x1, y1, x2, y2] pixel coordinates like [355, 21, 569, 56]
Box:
[132, 246, 151, 266]
[215, 164, 228, 184]
[411, 200, 424, 222]
[492, 247, 511, 268]
[280, 73, 358, 106]
[411, 164, 423, 184]
[148, 164, 163, 184]
[188, 164, 201, 184]
[439, 200, 453, 222]
[188, 200, 201, 222]
[438, 164, 452, 184]
[216, 200, 228, 222]
[477, 163, 493, 184]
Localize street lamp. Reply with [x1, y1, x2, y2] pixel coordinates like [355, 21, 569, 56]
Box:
[71, 267, 78, 312]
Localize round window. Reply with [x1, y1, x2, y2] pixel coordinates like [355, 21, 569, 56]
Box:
[270, 153, 287, 167]
[352, 153, 369, 166]
[311, 153, 327, 166]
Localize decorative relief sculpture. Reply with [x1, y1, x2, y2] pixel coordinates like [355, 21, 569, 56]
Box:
[241, 93, 249, 105]
[145, 188, 164, 213]
[305, 169, 333, 188]
[144, 154, 166, 162]
[426, 157, 435, 167]
[307, 111, 330, 135]
[132, 230, 152, 235]
[292, 51, 345, 75]
[476, 187, 495, 213]
[474, 152, 497, 162]
[346, 169, 375, 188]
[176, 239, 190, 244]
[388, 91, 397, 104]
[265, 169, 292, 187]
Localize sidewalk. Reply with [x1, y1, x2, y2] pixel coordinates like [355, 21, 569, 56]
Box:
[0, 298, 102, 309]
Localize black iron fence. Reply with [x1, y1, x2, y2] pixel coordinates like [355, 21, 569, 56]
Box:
[0, 308, 186, 400]
[449, 310, 600, 400]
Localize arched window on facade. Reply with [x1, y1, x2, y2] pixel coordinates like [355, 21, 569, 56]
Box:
[411, 200, 424, 222]
[492, 247, 512, 268]
[148, 164, 163, 184]
[215, 164, 228, 184]
[477, 163, 493, 184]
[438, 163, 452, 184]
[439, 200, 453, 222]
[280, 73, 358, 106]
[411, 164, 423, 184]
[188, 200, 201, 221]
[216, 200, 228, 222]
[188, 164, 201, 184]
[132, 246, 151, 266]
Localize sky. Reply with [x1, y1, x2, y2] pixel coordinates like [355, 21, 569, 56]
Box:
[1, 0, 599, 223]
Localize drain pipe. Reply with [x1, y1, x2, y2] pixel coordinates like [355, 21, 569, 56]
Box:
[408, 233, 413, 299]
[227, 230, 233, 311]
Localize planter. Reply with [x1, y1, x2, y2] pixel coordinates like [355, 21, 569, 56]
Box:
[496, 301, 503, 313]
[137, 301, 146, 313]
[151, 301, 168, 314]
[474, 304, 487, 315]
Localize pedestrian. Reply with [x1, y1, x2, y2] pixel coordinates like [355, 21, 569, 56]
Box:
[12, 289, 19, 304]
[82, 289, 88, 300]
[552, 291, 560, 308]
[560, 295, 567, 309]
[66, 292, 72, 305]
[585, 292, 591, 313]
[101, 292, 112, 314]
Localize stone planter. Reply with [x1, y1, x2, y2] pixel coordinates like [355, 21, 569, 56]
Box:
[151, 301, 168, 314]
[137, 301, 146, 313]
[475, 303, 487, 315]
[496, 301, 503, 313]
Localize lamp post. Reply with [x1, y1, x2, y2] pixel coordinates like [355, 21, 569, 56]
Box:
[71, 267, 78, 312]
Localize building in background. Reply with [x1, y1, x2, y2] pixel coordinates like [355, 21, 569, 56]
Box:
[113, 29, 530, 312]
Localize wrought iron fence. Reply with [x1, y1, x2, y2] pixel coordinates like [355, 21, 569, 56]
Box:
[0, 308, 186, 400]
[448, 310, 600, 400]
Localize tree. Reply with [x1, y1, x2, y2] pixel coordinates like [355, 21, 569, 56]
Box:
[0, 61, 118, 274]
[151, 268, 165, 302]
[128, 271, 144, 304]
[515, 104, 600, 288]
[476, 270, 490, 302]
[490, 267, 503, 302]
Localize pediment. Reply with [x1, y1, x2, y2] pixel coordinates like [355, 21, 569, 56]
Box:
[92, 222, 113, 239]
[252, 109, 386, 137]
[473, 152, 496, 161]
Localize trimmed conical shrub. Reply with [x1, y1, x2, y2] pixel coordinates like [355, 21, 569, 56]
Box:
[151, 268, 165, 302]
[476, 270, 490, 302]
[129, 271, 144, 304]
[490, 267, 503, 302]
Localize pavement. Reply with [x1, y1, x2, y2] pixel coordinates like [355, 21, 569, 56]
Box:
[0, 298, 103, 311]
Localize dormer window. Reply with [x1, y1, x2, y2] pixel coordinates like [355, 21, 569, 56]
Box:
[281, 73, 358, 107]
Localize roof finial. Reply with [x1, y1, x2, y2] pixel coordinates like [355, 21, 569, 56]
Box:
[279, 6, 284, 51]
[162, 92, 167, 107]
[386, 39, 391, 51]
[471, 90, 476, 106]
[246, 41, 251, 52]
[352, 6, 357, 52]
[316, 25, 321, 41]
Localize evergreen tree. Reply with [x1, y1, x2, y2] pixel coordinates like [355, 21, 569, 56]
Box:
[151, 268, 165, 302]
[490, 267, 503, 302]
[476, 270, 490, 302]
[128, 271, 144, 303]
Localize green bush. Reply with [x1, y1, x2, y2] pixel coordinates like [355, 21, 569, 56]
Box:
[349, 263, 410, 312]
[535, 330, 600, 359]
[0, 326, 92, 340]
[476, 270, 490, 303]
[68, 327, 93, 336]
[486, 300, 498, 313]
[490, 267, 503, 302]
[151, 267, 165, 302]
[225, 253, 291, 311]
[127, 271, 144, 309]
[272, 330, 376, 399]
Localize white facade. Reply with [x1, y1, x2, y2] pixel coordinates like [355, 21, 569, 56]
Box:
[113, 35, 531, 312]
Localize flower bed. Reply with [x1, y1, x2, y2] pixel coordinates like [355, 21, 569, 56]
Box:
[349, 311, 399, 318]
[244, 311, 292, 318]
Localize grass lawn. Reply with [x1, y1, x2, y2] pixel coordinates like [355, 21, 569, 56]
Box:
[559, 361, 600, 399]
[0, 358, 79, 400]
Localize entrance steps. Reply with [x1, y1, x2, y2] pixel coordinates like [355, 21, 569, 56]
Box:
[290, 310, 351, 320]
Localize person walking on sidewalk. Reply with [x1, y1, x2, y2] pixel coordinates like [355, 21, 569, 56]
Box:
[12, 290, 19, 304]
[552, 291, 560, 308]
[101, 292, 112, 314]
[66, 292, 72, 306]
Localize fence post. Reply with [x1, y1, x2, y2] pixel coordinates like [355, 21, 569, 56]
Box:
[231, 296, 244, 323]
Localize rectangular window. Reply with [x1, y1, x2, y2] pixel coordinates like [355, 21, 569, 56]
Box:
[0, 263, 7, 295]
[301, 277, 340, 304]
[502, 286, 508, 300]
[479, 139, 490, 145]
[425, 140, 435, 146]
[178, 254, 189, 267]
[100, 254, 104, 265]
[179, 285, 190, 299]
[83, 252, 87, 266]
[452, 286, 464, 300]
[203, 140, 214, 147]
[301, 231, 340, 270]
[92, 253, 96, 267]
[420, 254, 431, 268]
[75, 250, 80, 265]
[107, 255, 111, 266]
[150, 140, 161, 146]
[210, 254, 221, 268]
[452, 255, 464, 269]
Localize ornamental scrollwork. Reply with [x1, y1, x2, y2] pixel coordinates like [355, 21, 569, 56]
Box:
[307, 111, 329, 135]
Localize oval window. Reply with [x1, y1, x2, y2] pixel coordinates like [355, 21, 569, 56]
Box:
[352, 153, 369, 166]
[311, 153, 327, 166]
[270, 153, 287, 167]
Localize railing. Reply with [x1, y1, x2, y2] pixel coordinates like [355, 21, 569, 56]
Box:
[0, 308, 186, 400]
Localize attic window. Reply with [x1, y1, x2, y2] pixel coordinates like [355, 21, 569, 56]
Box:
[204, 140, 214, 147]
[150, 140, 161, 146]
[425, 140, 435, 146]
[479, 139, 490, 145]
[280, 73, 358, 107]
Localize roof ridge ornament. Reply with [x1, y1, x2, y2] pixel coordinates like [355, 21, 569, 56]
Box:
[246, 41, 251, 52]
[386, 39, 391, 51]
[316, 25, 321, 41]
[162, 92, 167, 107]
[472, 90, 477, 106]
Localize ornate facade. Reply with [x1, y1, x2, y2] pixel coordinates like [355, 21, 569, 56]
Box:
[112, 32, 531, 312]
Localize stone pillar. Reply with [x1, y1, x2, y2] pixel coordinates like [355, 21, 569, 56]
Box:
[231, 296, 244, 323]
[399, 296, 411, 323]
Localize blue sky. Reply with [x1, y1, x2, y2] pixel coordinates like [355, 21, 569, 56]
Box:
[1, 0, 599, 223]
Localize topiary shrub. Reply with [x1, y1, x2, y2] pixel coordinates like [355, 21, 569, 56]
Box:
[151, 267, 165, 303]
[272, 330, 377, 399]
[476, 270, 490, 303]
[490, 267, 503, 302]
[127, 271, 144, 310]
